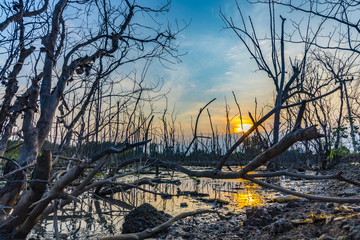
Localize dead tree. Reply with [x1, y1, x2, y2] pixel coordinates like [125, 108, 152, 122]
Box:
[0, 0, 183, 237]
[268, 0, 360, 150]
[221, 2, 303, 145]
[220, 0, 352, 147]
[95, 101, 360, 240]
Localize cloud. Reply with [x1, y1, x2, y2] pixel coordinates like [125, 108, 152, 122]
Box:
[142, 1, 284, 134]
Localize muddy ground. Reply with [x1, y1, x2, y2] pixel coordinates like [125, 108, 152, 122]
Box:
[154, 157, 360, 240]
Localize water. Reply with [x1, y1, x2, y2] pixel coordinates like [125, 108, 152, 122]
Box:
[29, 166, 278, 239]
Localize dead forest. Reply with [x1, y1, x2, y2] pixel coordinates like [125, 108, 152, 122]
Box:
[0, 0, 360, 239]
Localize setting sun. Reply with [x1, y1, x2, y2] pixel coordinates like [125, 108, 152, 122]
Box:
[234, 123, 252, 133]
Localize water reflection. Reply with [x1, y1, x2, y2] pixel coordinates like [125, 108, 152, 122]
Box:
[235, 180, 265, 209]
[30, 168, 274, 239]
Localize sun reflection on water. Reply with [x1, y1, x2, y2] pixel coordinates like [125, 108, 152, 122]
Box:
[30, 169, 272, 239]
[235, 179, 264, 209]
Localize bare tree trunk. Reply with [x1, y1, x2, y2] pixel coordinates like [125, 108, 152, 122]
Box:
[335, 83, 344, 150]
[2, 150, 52, 233]
[0, 161, 26, 213]
[272, 16, 287, 145]
[343, 82, 357, 151]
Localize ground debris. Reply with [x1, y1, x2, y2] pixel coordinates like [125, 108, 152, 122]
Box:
[160, 158, 360, 240]
[269, 219, 293, 234]
[270, 195, 299, 203]
[244, 207, 272, 227]
[122, 203, 171, 234]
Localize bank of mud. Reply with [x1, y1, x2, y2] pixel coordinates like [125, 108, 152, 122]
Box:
[156, 157, 360, 240]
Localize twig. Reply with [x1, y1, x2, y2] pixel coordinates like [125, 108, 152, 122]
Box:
[181, 98, 216, 161]
[248, 112, 268, 149]
[232, 91, 244, 132]
[0, 156, 20, 166]
[98, 182, 179, 198]
[4, 143, 23, 153]
[143, 115, 154, 156]
[0, 163, 35, 181]
[52, 155, 83, 162]
[293, 101, 307, 129]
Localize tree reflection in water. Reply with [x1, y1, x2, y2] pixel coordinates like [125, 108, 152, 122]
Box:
[30, 168, 275, 239]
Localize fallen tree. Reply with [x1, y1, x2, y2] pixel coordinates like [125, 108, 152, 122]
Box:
[1, 1, 359, 239]
[1, 98, 358, 239]
[92, 102, 360, 240]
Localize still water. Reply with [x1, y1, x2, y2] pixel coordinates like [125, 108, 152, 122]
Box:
[29, 167, 278, 239]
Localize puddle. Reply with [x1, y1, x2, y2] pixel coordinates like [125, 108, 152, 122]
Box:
[28, 167, 294, 239]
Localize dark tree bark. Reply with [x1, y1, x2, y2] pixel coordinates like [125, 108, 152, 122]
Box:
[0, 0, 183, 237]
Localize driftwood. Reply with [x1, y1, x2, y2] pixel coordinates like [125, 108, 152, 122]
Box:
[180, 191, 209, 197]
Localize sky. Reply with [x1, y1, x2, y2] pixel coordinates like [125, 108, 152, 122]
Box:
[146, 0, 275, 134]
[0, 0, 287, 136]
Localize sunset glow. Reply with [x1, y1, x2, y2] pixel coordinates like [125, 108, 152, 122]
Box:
[234, 123, 252, 133]
[236, 180, 264, 209]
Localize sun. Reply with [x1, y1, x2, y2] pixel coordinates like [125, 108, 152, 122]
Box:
[234, 123, 252, 133]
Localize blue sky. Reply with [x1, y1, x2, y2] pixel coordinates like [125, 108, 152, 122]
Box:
[147, 0, 275, 133]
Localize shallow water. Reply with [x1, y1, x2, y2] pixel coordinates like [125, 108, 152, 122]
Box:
[29, 166, 280, 239]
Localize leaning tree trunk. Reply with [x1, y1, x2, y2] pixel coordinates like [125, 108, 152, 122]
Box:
[1, 150, 52, 234]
